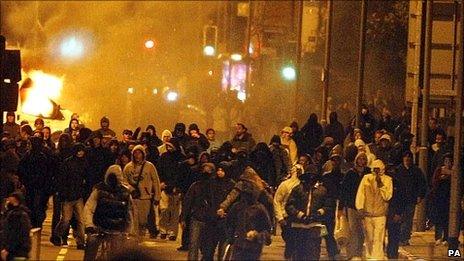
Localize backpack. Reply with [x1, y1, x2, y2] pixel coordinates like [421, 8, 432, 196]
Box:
[93, 185, 131, 231]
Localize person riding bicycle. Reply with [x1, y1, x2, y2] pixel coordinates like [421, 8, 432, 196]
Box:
[83, 165, 134, 261]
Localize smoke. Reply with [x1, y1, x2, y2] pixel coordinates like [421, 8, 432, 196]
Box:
[3, 1, 217, 134]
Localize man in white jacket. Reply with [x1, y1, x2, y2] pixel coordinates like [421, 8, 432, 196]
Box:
[274, 164, 305, 259]
[355, 159, 392, 260]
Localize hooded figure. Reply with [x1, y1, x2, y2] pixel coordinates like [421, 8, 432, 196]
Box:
[146, 125, 163, 147]
[186, 123, 210, 153]
[355, 159, 393, 259]
[1, 192, 32, 260]
[301, 113, 323, 155]
[324, 112, 345, 146]
[122, 145, 161, 238]
[83, 165, 134, 261]
[171, 123, 189, 154]
[97, 116, 116, 138]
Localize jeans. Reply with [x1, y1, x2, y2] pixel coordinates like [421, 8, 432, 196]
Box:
[400, 204, 415, 242]
[324, 215, 340, 258]
[291, 227, 322, 260]
[387, 219, 401, 259]
[55, 198, 85, 245]
[347, 208, 364, 258]
[202, 222, 227, 261]
[188, 219, 206, 260]
[363, 216, 386, 259]
[147, 202, 159, 236]
[25, 190, 48, 228]
[281, 221, 295, 259]
[159, 193, 180, 237]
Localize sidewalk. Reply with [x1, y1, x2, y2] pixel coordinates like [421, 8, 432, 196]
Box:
[399, 231, 464, 260]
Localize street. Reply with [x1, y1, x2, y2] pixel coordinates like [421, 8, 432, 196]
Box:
[38, 208, 333, 260]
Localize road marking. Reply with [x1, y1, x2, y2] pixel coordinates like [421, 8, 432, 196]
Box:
[56, 247, 68, 261]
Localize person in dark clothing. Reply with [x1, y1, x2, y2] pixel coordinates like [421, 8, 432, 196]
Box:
[17, 137, 53, 228]
[392, 151, 427, 246]
[285, 169, 334, 260]
[66, 118, 80, 142]
[429, 133, 450, 186]
[85, 132, 114, 201]
[230, 123, 256, 154]
[146, 125, 163, 147]
[428, 118, 446, 147]
[50, 133, 75, 246]
[430, 153, 452, 245]
[55, 143, 88, 249]
[359, 105, 377, 143]
[324, 112, 345, 146]
[227, 189, 272, 261]
[378, 108, 397, 134]
[182, 163, 216, 260]
[249, 142, 275, 187]
[340, 152, 370, 259]
[320, 153, 342, 259]
[177, 153, 200, 251]
[186, 123, 210, 153]
[228, 150, 250, 182]
[301, 113, 323, 155]
[139, 132, 160, 166]
[269, 135, 290, 187]
[213, 141, 235, 165]
[375, 134, 398, 169]
[171, 123, 189, 154]
[290, 121, 306, 156]
[97, 116, 116, 138]
[2, 112, 20, 140]
[0, 192, 31, 261]
[42, 126, 56, 151]
[202, 162, 235, 261]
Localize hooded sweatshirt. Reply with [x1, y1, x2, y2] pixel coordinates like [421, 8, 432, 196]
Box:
[84, 165, 134, 233]
[355, 160, 393, 217]
[123, 145, 161, 201]
[157, 130, 173, 156]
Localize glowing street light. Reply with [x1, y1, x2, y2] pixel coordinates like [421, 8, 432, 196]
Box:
[60, 36, 84, 59]
[231, 53, 242, 61]
[166, 91, 178, 102]
[203, 45, 215, 56]
[127, 87, 134, 94]
[145, 40, 155, 49]
[281, 66, 297, 81]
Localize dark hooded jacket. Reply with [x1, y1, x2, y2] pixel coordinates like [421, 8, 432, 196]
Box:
[0, 201, 31, 259]
[301, 113, 323, 154]
[85, 136, 114, 198]
[324, 112, 345, 146]
[230, 132, 256, 154]
[57, 143, 88, 202]
[171, 123, 189, 154]
[249, 143, 276, 187]
[185, 123, 210, 152]
[17, 137, 54, 196]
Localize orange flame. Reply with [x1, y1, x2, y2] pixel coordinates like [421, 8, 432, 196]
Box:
[21, 71, 63, 117]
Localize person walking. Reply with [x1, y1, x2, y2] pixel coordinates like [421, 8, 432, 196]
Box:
[123, 145, 161, 240]
[355, 159, 393, 259]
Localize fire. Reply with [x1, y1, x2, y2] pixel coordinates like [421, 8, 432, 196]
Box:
[20, 70, 64, 117]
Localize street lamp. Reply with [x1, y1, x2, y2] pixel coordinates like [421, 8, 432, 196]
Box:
[127, 87, 135, 94]
[166, 91, 178, 102]
[145, 40, 155, 49]
[60, 36, 84, 59]
[281, 66, 296, 81]
[203, 45, 216, 56]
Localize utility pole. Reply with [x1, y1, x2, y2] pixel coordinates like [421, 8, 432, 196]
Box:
[417, 0, 433, 232]
[411, 0, 423, 157]
[356, 0, 367, 128]
[321, 0, 333, 125]
[294, 0, 304, 120]
[448, 0, 463, 250]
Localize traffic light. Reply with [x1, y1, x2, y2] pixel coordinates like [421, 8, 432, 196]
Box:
[0, 35, 21, 112]
[203, 25, 217, 56]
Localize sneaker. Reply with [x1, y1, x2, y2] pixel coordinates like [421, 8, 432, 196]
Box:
[160, 234, 167, 240]
[62, 239, 68, 246]
[168, 236, 177, 241]
[50, 236, 62, 246]
[177, 246, 188, 251]
[435, 239, 443, 246]
[76, 244, 86, 250]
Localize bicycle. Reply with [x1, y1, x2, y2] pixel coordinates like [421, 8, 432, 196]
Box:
[84, 230, 135, 261]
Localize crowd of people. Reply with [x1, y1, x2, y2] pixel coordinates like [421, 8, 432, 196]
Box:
[0, 105, 458, 260]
